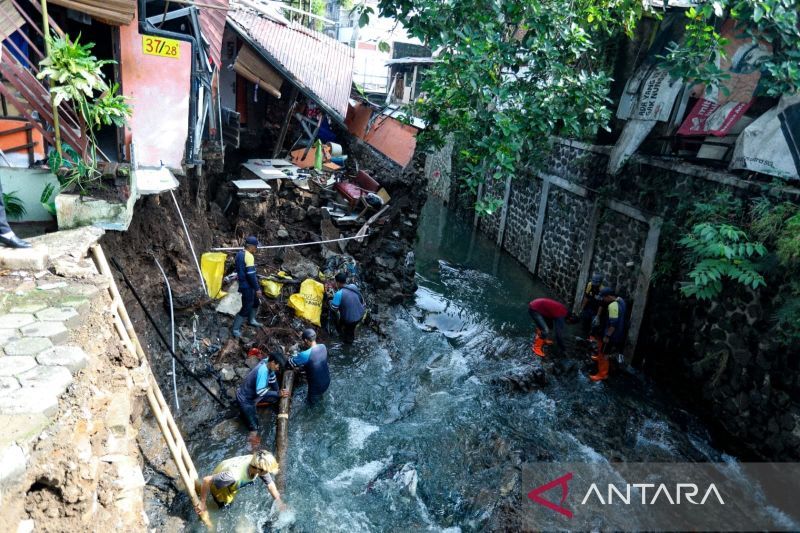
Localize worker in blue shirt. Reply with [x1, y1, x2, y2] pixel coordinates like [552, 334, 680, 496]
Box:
[289, 328, 330, 404]
[236, 352, 289, 449]
[232, 236, 263, 338]
[330, 272, 366, 344]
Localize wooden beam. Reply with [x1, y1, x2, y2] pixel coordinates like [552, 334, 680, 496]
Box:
[274, 369, 295, 493]
[572, 199, 602, 314]
[495, 174, 513, 247]
[272, 85, 299, 159]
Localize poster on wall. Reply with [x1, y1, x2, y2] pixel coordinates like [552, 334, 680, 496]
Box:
[730, 95, 800, 180]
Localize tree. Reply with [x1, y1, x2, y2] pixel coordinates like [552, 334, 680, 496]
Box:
[373, 0, 648, 212]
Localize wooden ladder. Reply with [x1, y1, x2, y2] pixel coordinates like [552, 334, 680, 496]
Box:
[90, 244, 212, 529]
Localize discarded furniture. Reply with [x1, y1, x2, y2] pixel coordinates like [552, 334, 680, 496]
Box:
[335, 170, 380, 209]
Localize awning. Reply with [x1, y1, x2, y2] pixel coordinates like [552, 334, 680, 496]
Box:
[233, 44, 283, 99]
[48, 0, 136, 26]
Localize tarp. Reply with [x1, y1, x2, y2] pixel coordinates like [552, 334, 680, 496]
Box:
[730, 95, 800, 180]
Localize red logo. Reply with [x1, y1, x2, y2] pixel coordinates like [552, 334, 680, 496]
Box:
[527, 472, 573, 518]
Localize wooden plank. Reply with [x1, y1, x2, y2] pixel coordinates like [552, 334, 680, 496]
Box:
[47, 0, 136, 25]
[527, 178, 551, 274]
[572, 200, 602, 314]
[274, 369, 294, 493]
[624, 217, 663, 363]
[496, 174, 513, 247]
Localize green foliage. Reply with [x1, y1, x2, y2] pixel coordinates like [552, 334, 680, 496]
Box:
[475, 196, 504, 216]
[751, 198, 800, 268]
[41, 183, 58, 217]
[2, 191, 27, 220]
[37, 33, 131, 191]
[660, 0, 800, 96]
[679, 222, 767, 299]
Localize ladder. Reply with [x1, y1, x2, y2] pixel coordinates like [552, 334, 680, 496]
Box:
[90, 244, 212, 529]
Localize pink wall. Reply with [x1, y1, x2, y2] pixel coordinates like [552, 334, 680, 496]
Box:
[119, 13, 191, 168]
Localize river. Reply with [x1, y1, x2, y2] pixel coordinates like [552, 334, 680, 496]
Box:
[184, 199, 775, 532]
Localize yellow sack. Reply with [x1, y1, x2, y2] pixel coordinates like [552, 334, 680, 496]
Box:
[287, 278, 324, 326]
[260, 271, 293, 298]
[201, 252, 228, 299]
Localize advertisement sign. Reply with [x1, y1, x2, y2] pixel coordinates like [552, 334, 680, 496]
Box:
[677, 98, 752, 137]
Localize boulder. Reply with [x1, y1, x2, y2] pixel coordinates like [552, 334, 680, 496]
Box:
[281, 248, 319, 279]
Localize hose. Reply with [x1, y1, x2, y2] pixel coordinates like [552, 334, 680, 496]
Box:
[153, 257, 180, 413]
[170, 189, 208, 295]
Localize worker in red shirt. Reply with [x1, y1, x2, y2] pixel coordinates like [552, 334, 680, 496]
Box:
[528, 298, 567, 357]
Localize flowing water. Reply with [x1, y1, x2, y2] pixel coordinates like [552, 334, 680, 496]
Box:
[185, 200, 781, 531]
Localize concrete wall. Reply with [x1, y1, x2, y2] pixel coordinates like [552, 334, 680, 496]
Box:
[0, 168, 59, 222]
[119, 9, 192, 168]
[444, 138, 800, 460]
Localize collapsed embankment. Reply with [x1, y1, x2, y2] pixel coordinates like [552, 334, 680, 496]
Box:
[100, 141, 427, 528]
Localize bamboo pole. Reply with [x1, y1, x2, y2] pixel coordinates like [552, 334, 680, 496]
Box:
[39, 0, 62, 157]
[90, 245, 212, 529]
[274, 370, 294, 493]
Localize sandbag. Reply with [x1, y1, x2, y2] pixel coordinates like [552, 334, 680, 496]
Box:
[287, 278, 324, 326]
[201, 252, 228, 299]
[260, 271, 293, 298]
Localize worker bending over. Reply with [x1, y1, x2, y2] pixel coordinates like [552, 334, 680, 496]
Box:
[591, 287, 627, 382]
[528, 297, 567, 357]
[232, 235, 263, 338]
[330, 272, 366, 344]
[579, 273, 604, 335]
[195, 450, 286, 516]
[236, 353, 289, 449]
[289, 328, 330, 404]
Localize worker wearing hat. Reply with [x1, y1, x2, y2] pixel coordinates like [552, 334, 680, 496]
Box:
[232, 235, 263, 338]
[195, 450, 287, 515]
[590, 287, 627, 382]
[288, 328, 330, 404]
[579, 273, 605, 335]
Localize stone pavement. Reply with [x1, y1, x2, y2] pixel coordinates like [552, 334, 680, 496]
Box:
[0, 227, 106, 491]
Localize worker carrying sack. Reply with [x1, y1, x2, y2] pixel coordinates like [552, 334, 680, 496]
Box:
[287, 278, 324, 326]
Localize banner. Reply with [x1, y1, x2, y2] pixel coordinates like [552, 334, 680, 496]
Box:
[730, 95, 800, 180]
[677, 98, 752, 137]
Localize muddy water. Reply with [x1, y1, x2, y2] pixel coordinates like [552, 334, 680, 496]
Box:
[183, 200, 749, 531]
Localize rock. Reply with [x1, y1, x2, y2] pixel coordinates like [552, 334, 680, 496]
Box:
[0, 443, 26, 488]
[20, 321, 69, 345]
[16, 519, 35, 533]
[244, 356, 260, 369]
[34, 306, 81, 327]
[105, 392, 132, 437]
[0, 313, 36, 329]
[3, 336, 54, 357]
[37, 345, 89, 373]
[0, 356, 38, 377]
[306, 205, 322, 222]
[220, 366, 236, 382]
[277, 228, 290, 239]
[235, 366, 250, 379]
[216, 283, 243, 317]
[52, 259, 98, 279]
[374, 256, 397, 269]
[281, 248, 319, 279]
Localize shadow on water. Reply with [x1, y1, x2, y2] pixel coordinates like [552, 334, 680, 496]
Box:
[183, 199, 781, 532]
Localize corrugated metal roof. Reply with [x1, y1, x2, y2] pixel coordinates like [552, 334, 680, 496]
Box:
[228, 6, 354, 120]
[198, 0, 230, 68]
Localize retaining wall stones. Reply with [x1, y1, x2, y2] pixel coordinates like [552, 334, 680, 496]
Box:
[589, 212, 648, 301]
[502, 177, 540, 267]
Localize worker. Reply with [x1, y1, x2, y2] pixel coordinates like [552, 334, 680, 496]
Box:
[236, 353, 289, 449]
[330, 272, 366, 344]
[590, 287, 627, 382]
[232, 235, 263, 338]
[579, 273, 604, 334]
[289, 328, 330, 404]
[528, 298, 567, 357]
[0, 181, 30, 248]
[195, 450, 287, 516]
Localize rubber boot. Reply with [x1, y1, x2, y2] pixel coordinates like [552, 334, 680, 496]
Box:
[590, 354, 609, 381]
[248, 308, 263, 327]
[590, 337, 603, 361]
[232, 314, 245, 338]
[531, 328, 546, 357]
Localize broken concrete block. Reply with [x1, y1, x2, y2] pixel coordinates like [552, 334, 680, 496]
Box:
[105, 392, 132, 437]
[216, 289, 242, 317]
[0, 246, 48, 271]
[18, 365, 73, 398]
[220, 366, 236, 381]
[3, 337, 53, 357]
[35, 307, 80, 327]
[0, 356, 38, 377]
[0, 443, 26, 488]
[8, 303, 48, 314]
[0, 387, 59, 417]
[36, 345, 89, 373]
[20, 321, 69, 345]
[0, 313, 36, 329]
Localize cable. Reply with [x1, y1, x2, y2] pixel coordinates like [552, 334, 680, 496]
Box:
[153, 257, 180, 413]
[110, 257, 229, 409]
[210, 233, 370, 252]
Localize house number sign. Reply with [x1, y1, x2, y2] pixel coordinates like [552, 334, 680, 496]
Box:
[142, 35, 180, 58]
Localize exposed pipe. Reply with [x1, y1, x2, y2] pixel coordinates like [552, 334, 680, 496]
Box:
[153, 257, 180, 413]
[170, 189, 208, 294]
[210, 233, 371, 252]
[110, 257, 228, 409]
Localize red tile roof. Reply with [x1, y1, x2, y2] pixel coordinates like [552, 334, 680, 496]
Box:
[228, 6, 354, 120]
[198, 0, 230, 68]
